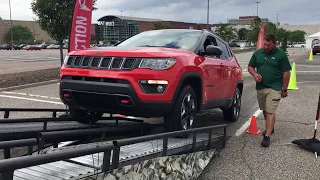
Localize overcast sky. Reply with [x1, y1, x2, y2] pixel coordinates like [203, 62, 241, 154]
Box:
[0, 0, 319, 25]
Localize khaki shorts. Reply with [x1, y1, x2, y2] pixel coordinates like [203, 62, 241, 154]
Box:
[257, 88, 282, 114]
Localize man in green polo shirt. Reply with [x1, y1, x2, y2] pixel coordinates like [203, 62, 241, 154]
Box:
[248, 33, 292, 147]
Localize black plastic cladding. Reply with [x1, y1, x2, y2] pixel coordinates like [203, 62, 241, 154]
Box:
[65, 55, 141, 70]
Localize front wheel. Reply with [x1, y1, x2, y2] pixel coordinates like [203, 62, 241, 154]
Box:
[69, 107, 103, 124]
[164, 85, 197, 132]
[222, 87, 242, 122]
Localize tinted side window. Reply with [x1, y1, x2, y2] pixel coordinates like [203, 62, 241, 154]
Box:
[199, 36, 217, 57]
[226, 45, 233, 58]
[216, 39, 231, 60]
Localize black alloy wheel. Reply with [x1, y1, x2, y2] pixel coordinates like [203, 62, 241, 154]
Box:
[181, 93, 196, 130]
[164, 85, 197, 132]
[223, 87, 241, 122]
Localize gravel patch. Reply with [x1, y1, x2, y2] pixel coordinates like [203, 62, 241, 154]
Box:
[0, 68, 60, 88]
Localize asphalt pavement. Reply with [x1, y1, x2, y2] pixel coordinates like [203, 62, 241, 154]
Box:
[0, 48, 319, 179]
[0, 49, 64, 74]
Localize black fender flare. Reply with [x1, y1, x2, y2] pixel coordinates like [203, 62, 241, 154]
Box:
[235, 79, 244, 95]
[171, 72, 203, 104]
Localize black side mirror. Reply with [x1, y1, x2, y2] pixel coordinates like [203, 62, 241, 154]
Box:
[205, 45, 222, 56]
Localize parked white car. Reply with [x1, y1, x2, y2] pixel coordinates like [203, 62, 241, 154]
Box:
[290, 43, 306, 48]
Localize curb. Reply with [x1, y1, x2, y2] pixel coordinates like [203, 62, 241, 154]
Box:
[0, 79, 59, 92]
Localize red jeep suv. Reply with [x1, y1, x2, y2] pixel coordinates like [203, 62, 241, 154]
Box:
[60, 29, 244, 132]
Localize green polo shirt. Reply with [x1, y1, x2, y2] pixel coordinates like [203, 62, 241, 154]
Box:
[248, 47, 292, 91]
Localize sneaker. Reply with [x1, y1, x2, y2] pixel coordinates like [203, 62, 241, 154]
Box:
[261, 136, 270, 147]
[262, 128, 274, 136]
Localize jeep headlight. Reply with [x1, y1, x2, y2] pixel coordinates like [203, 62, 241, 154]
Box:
[138, 58, 176, 70]
[63, 55, 70, 65]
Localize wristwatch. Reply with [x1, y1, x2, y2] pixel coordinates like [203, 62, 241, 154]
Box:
[282, 89, 287, 92]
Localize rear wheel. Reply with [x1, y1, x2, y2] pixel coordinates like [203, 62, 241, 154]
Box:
[69, 107, 103, 124]
[164, 85, 197, 132]
[222, 87, 241, 122]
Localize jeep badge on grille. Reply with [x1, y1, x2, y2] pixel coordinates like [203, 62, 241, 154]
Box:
[95, 52, 103, 55]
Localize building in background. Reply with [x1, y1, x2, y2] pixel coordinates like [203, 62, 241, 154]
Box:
[0, 19, 97, 45]
[0, 19, 51, 44]
[96, 15, 214, 45]
[278, 24, 320, 36]
[228, 16, 269, 25]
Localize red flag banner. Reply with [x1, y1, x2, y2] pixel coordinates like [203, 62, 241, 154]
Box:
[68, 0, 93, 52]
[256, 23, 265, 50]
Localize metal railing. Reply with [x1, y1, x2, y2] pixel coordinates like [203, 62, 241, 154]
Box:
[0, 138, 38, 159]
[0, 108, 69, 118]
[0, 124, 227, 180]
[0, 108, 145, 142]
[0, 122, 146, 159]
[111, 124, 227, 169]
[0, 107, 146, 160]
[0, 143, 114, 180]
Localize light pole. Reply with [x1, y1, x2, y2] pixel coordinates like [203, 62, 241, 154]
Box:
[119, 11, 123, 42]
[9, 0, 14, 49]
[207, 0, 209, 30]
[256, 2, 260, 16]
[276, 14, 279, 28]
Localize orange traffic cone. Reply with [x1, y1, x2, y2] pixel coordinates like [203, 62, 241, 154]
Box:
[246, 116, 261, 134]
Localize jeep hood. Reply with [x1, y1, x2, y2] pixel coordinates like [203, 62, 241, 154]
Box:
[68, 46, 194, 58]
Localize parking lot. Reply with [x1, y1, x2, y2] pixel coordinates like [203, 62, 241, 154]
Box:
[0, 49, 65, 74]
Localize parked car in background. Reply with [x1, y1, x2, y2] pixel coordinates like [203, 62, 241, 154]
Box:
[25, 45, 42, 51]
[290, 43, 306, 48]
[312, 44, 320, 55]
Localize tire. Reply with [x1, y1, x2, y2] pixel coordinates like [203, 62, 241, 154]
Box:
[69, 107, 103, 124]
[164, 85, 197, 132]
[222, 87, 242, 122]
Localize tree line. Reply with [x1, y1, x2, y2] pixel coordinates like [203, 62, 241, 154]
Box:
[215, 17, 307, 46]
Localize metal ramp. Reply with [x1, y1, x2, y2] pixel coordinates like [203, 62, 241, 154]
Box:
[0, 125, 227, 180]
[0, 108, 146, 142]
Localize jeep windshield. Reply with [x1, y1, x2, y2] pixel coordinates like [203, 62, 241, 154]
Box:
[116, 29, 202, 51]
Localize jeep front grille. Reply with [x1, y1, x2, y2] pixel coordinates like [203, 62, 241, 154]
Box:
[65, 56, 137, 70]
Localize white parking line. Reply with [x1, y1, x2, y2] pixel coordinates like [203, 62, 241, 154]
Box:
[0, 65, 58, 72]
[0, 94, 63, 105]
[297, 81, 320, 84]
[2, 91, 60, 100]
[295, 64, 320, 67]
[235, 109, 262, 136]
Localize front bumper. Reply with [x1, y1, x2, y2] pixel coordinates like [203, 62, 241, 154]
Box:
[59, 74, 175, 118]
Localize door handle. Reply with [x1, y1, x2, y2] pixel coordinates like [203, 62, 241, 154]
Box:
[220, 63, 225, 67]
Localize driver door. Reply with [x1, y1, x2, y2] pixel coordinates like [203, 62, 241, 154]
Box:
[200, 36, 224, 102]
